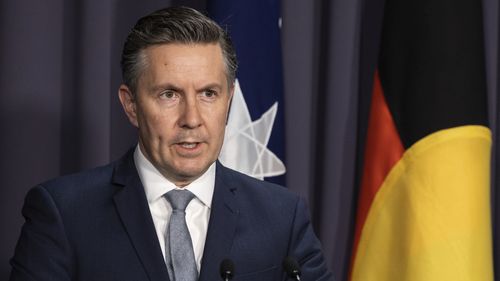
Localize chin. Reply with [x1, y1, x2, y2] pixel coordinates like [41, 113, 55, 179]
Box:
[173, 162, 210, 178]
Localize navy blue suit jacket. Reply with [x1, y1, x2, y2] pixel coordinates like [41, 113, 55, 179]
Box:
[10, 150, 332, 281]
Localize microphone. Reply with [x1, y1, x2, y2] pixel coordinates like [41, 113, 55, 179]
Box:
[219, 258, 235, 281]
[283, 256, 302, 281]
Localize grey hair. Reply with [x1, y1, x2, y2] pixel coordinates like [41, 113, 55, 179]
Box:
[120, 6, 238, 93]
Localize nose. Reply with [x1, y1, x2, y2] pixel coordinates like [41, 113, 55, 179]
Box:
[178, 96, 202, 129]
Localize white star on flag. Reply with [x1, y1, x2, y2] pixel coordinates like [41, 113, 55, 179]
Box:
[219, 79, 286, 180]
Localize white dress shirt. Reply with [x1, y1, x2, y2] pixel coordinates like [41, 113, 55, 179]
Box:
[133, 145, 214, 271]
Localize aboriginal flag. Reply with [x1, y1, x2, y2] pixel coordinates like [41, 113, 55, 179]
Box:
[350, 0, 494, 280]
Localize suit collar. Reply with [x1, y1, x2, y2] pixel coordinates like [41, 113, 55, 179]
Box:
[112, 154, 239, 281]
[198, 162, 239, 281]
[112, 150, 170, 281]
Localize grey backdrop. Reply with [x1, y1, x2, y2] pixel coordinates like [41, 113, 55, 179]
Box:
[0, 1, 498, 280]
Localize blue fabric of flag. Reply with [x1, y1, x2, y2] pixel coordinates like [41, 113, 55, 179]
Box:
[208, 0, 286, 185]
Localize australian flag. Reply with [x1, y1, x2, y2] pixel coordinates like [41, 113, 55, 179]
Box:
[208, 0, 286, 185]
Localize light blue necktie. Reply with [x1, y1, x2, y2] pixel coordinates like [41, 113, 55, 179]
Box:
[165, 190, 198, 281]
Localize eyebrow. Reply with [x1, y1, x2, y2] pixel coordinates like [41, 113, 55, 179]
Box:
[149, 83, 223, 93]
[198, 83, 223, 92]
[149, 83, 182, 93]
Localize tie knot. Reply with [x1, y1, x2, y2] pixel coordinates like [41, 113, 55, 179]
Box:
[165, 189, 195, 211]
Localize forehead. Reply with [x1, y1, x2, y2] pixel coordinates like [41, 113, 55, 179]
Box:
[139, 43, 226, 89]
[141, 43, 225, 81]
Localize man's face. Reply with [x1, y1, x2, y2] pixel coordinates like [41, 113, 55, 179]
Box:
[119, 43, 233, 186]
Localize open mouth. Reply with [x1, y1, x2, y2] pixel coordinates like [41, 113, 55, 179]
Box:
[179, 142, 199, 149]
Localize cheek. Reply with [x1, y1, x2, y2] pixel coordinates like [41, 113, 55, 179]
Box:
[212, 110, 230, 142]
[199, 110, 226, 142]
[137, 105, 175, 138]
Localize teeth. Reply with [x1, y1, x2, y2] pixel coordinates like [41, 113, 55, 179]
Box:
[181, 143, 197, 148]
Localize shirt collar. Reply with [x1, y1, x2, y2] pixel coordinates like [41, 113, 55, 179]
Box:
[133, 145, 215, 208]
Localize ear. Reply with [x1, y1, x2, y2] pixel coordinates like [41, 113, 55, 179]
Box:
[225, 82, 235, 124]
[228, 83, 235, 101]
[118, 84, 139, 128]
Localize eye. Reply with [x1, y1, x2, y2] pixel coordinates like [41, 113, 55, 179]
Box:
[201, 89, 217, 98]
[159, 90, 177, 100]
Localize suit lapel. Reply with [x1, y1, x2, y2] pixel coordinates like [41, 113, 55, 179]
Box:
[112, 151, 170, 281]
[198, 163, 239, 281]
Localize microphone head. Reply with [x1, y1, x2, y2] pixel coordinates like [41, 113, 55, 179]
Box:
[219, 258, 235, 280]
[282, 256, 301, 278]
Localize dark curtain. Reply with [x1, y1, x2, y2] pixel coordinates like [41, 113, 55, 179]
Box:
[0, 1, 497, 280]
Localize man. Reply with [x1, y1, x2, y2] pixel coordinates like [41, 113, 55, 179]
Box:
[10, 6, 332, 281]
